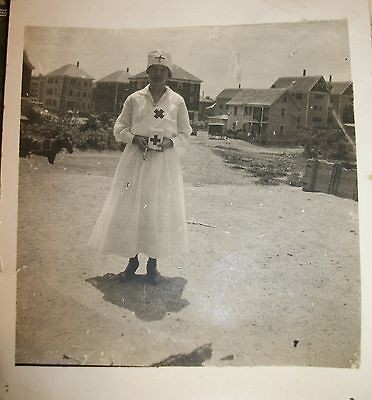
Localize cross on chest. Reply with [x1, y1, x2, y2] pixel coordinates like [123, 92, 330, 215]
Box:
[154, 109, 165, 119]
[150, 135, 162, 146]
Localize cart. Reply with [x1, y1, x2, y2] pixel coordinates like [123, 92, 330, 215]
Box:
[208, 122, 226, 139]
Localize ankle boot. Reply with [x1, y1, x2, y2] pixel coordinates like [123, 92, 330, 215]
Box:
[118, 255, 139, 281]
[146, 258, 161, 285]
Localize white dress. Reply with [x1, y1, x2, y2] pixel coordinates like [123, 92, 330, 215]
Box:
[88, 85, 192, 259]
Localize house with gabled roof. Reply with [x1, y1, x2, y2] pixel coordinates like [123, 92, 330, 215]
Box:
[271, 73, 330, 128]
[41, 62, 94, 114]
[93, 68, 131, 115]
[226, 88, 301, 145]
[215, 88, 242, 116]
[327, 81, 354, 125]
[128, 64, 202, 125]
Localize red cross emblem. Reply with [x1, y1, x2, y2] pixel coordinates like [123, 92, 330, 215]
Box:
[155, 54, 166, 63]
[154, 109, 165, 119]
[150, 135, 162, 146]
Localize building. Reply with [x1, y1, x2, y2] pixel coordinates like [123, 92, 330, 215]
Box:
[22, 51, 34, 97]
[215, 88, 242, 116]
[30, 74, 43, 102]
[128, 64, 202, 125]
[198, 92, 215, 123]
[41, 62, 94, 114]
[271, 73, 330, 128]
[327, 81, 354, 125]
[93, 68, 131, 115]
[226, 88, 301, 145]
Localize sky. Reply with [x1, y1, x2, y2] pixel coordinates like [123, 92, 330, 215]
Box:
[24, 20, 351, 98]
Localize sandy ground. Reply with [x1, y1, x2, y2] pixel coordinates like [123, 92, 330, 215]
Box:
[15, 131, 360, 367]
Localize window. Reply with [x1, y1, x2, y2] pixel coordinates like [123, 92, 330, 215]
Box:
[234, 106, 238, 115]
[253, 107, 262, 121]
[283, 96, 287, 102]
[262, 107, 269, 122]
[281, 108, 285, 117]
[54, 78, 58, 84]
[83, 92, 87, 98]
[47, 88, 53, 95]
[313, 105, 318, 111]
[84, 81, 88, 87]
[53, 100, 57, 106]
[295, 93, 302, 99]
[280, 125, 285, 135]
[54, 89, 58, 95]
[244, 106, 253, 116]
[70, 79, 75, 85]
[48, 78, 53, 84]
[312, 117, 322, 122]
[77, 91, 80, 97]
[69, 90, 73, 96]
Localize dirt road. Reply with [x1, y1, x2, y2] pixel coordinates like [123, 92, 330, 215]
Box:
[16, 132, 360, 367]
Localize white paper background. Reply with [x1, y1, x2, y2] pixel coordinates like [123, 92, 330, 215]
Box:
[1, 0, 372, 398]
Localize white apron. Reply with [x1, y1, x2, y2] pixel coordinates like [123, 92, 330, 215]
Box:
[88, 85, 192, 259]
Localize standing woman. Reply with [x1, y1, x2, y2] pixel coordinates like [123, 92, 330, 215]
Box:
[88, 50, 192, 284]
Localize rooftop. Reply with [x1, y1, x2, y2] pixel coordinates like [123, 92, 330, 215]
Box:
[96, 70, 131, 84]
[216, 88, 242, 100]
[46, 64, 94, 80]
[227, 88, 287, 106]
[328, 81, 353, 95]
[271, 76, 324, 92]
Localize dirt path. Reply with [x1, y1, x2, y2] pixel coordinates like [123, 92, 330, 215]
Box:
[16, 132, 360, 367]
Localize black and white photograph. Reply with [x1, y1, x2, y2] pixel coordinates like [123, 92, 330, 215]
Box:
[16, 19, 360, 368]
[1, 0, 372, 398]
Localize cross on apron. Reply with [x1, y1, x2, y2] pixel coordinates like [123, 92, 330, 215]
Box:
[154, 109, 165, 119]
[150, 135, 162, 146]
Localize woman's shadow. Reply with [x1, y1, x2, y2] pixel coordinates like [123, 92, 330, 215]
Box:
[86, 273, 189, 322]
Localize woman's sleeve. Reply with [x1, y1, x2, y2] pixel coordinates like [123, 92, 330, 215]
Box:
[113, 95, 134, 144]
[170, 98, 192, 149]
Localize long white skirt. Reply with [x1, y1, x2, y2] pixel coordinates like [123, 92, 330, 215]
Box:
[88, 144, 188, 259]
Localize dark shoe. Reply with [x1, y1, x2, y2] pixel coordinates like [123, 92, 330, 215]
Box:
[147, 269, 161, 285]
[116, 257, 139, 282]
[146, 258, 161, 285]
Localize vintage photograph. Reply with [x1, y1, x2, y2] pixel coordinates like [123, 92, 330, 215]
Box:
[16, 20, 360, 367]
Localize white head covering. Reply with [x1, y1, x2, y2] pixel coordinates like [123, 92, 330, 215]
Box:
[146, 50, 172, 77]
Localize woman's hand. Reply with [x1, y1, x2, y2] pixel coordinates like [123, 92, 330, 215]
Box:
[132, 135, 148, 151]
[159, 137, 174, 151]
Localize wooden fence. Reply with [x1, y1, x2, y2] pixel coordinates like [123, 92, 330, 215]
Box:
[302, 159, 358, 201]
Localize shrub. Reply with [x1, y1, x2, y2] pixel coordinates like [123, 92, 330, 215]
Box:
[299, 126, 356, 162]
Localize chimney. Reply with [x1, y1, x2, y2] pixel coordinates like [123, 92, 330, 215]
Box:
[77, 61, 80, 68]
[329, 75, 332, 82]
[302, 69, 306, 77]
[126, 67, 129, 73]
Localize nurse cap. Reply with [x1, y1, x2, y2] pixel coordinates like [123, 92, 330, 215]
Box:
[146, 50, 172, 77]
